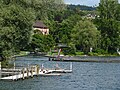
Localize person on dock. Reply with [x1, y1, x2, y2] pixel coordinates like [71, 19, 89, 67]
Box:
[41, 64, 44, 72]
[55, 64, 60, 70]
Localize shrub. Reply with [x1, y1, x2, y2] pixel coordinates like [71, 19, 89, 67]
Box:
[94, 49, 108, 54]
[62, 47, 76, 55]
[76, 51, 84, 55]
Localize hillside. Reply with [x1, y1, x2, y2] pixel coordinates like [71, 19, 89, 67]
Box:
[67, 4, 96, 11]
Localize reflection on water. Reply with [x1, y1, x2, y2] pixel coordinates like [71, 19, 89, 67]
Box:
[0, 56, 120, 90]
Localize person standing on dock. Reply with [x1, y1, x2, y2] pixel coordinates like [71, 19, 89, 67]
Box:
[41, 64, 44, 71]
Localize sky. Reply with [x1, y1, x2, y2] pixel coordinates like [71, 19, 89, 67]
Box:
[64, 0, 120, 6]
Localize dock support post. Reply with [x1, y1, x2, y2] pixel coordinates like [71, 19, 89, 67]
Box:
[31, 67, 33, 78]
[36, 65, 39, 76]
[14, 62, 15, 70]
[70, 62, 72, 70]
[22, 68, 25, 80]
[0, 62, 1, 71]
[26, 68, 29, 78]
[49, 57, 51, 61]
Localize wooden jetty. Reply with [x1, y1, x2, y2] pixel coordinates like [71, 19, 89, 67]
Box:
[0, 64, 72, 81]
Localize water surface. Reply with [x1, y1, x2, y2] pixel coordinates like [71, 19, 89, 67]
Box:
[0, 56, 120, 90]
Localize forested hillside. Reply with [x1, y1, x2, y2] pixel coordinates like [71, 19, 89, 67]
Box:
[0, 0, 120, 60]
[68, 5, 96, 11]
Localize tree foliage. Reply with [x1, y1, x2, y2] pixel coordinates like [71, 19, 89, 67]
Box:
[29, 34, 55, 52]
[0, 1, 35, 60]
[1, 0, 120, 60]
[0, 0, 65, 60]
[96, 0, 120, 53]
[72, 19, 100, 53]
[59, 14, 81, 44]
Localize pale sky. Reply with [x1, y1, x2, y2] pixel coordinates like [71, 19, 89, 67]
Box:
[64, 0, 120, 6]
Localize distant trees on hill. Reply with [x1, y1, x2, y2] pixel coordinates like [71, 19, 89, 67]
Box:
[67, 5, 96, 11]
[0, 0, 65, 60]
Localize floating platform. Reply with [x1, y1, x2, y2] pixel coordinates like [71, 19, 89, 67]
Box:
[47, 69, 72, 73]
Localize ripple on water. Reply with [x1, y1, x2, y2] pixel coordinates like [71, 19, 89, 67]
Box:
[0, 56, 120, 90]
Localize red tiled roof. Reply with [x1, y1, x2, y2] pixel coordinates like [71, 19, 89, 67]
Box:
[33, 21, 48, 29]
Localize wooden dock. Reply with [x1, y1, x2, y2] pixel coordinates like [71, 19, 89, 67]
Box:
[0, 64, 72, 81]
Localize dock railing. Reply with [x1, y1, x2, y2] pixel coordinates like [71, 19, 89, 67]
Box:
[0, 63, 72, 81]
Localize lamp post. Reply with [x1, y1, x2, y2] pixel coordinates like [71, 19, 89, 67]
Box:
[0, 62, 1, 70]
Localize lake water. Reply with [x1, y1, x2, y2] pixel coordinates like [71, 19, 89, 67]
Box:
[0, 56, 120, 90]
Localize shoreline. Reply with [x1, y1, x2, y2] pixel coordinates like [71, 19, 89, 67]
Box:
[51, 59, 120, 63]
[48, 56, 120, 63]
[4, 54, 120, 63]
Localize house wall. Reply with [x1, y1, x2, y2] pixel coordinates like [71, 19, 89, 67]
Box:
[33, 28, 49, 35]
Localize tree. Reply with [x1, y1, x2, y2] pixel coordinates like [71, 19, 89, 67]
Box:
[32, 0, 66, 20]
[96, 0, 120, 53]
[72, 19, 100, 53]
[29, 34, 55, 52]
[0, 1, 35, 60]
[0, 0, 66, 60]
[59, 14, 82, 44]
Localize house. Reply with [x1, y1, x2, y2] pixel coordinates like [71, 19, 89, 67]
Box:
[86, 14, 96, 19]
[33, 21, 49, 35]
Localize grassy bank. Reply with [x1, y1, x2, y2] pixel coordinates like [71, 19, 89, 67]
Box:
[13, 51, 29, 57]
[75, 51, 120, 56]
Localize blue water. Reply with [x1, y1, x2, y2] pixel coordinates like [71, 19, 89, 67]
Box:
[0, 56, 120, 90]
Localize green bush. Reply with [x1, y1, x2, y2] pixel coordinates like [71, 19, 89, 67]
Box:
[76, 51, 84, 55]
[88, 52, 99, 56]
[1, 60, 13, 68]
[94, 49, 108, 54]
[62, 47, 76, 55]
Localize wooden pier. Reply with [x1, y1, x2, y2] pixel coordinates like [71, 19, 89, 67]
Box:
[0, 64, 72, 81]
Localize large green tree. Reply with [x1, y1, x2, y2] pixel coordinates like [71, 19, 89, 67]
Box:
[0, 1, 35, 60]
[32, 0, 65, 20]
[59, 14, 81, 44]
[96, 0, 120, 53]
[72, 19, 100, 53]
[29, 33, 55, 52]
[0, 0, 65, 60]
